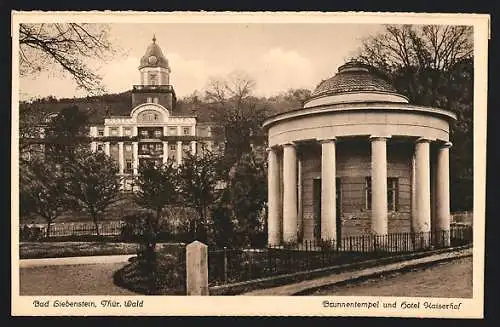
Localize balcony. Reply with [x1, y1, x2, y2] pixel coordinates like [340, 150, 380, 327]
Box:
[132, 85, 173, 92]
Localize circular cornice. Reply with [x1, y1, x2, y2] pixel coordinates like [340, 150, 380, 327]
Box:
[262, 102, 457, 129]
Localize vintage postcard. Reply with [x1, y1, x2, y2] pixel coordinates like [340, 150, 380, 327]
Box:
[11, 11, 489, 317]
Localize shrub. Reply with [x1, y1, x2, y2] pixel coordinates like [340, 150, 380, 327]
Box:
[114, 244, 186, 295]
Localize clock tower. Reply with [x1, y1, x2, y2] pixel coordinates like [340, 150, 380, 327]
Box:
[132, 35, 177, 111]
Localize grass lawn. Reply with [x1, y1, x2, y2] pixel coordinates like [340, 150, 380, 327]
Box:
[19, 242, 185, 259]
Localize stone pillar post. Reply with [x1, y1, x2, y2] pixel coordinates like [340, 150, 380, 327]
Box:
[191, 141, 197, 155]
[186, 241, 209, 295]
[163, 141, 169, 164]
[435, 142, 452, 247]
[370, 136, 389, 235]
[282, 143, 297, 244]
[132, 142, 138, 175]
[118, 142, 124, 174]
[267, 147, 281, 246]
[414, 138, 432, 248]
[177, 141, 183, 166]
[90, 141, 97, 152]
[320, 139, 337, 241]
[104, 142, 110, 156]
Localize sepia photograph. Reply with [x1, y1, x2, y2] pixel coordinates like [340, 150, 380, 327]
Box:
[11, 11, 488, 317]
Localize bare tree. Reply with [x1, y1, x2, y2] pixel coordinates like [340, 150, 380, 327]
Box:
[204, 71, 268, 164]
[19, 23, 115, 94]
[356, 25, 473, 73]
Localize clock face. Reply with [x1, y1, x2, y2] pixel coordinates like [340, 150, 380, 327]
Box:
[148, 55, 158, 64]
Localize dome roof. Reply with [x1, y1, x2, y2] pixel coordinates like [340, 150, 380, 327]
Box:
[139, 35, 170, 70]
[310, 61, 399, 98]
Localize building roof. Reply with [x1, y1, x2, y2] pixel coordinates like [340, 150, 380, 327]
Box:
[139, 35, 170, 70]
[310, 60, 399, 98]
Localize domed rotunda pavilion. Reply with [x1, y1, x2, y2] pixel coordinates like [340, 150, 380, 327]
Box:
[263, 61, 457, 248]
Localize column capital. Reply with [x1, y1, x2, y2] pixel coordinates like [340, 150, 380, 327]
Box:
[282, 142, 296, 148]
[266, 145, 279, 153]
[317, 137, 336, 144]
[415, 137, 434, 144]
[369, 135, 391, 141]
[438, 141, 453, 149]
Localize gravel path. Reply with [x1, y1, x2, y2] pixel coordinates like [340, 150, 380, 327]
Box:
[19, 262, 137, 295]
[311, 256, 473, 298]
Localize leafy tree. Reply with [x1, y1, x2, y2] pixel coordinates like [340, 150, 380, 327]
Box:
[64, 149, 121, 235]
[355, 24, 473, 211]
[266, 88, 312, 115]
[45, 105, 91, 163]
[177, 151, 222, 241]
[134, 160, 180, 234]
[228, 148, 268, 247]
[19, 158, 69, 238]
[209, 189, 235, 248]
[19, 105, 49, 163]
[19, 23, 116, 94]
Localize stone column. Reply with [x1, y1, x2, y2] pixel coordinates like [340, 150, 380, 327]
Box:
[267, 147, 281, 246]
[163, 141, 169, 164]
[132, 142, 138, 175]
[282, 143, 298, 244]
[435, 142, 452, 247]
[411, 153, 417, 232]
[118, 142, 124, 174]
[414, 138, 432, 248]
[320, 139, 337, 241]
[177, 141, 183, 166]
[297, 156, 303, 242]
[370, 136, 389, 235]
[104, 142, 110, 156]
[191, 141, 197, 155]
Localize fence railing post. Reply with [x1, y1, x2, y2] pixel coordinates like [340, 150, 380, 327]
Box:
[186, 241, 209, 296]
[223, 246, 228, 284]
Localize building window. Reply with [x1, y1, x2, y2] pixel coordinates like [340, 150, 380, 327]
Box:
[170, 144, 176, 151]
[365, 177, 372, 210]
[183, 127, 191, 135]
[110, 128, 118, 136]
[155, 143, 162, 151]
[141, 144, 148, 151]
[97, 144, 103, 152]
[97, 128, 104, 137]
[125, 144, 132, 152]
[153, 97, 159, 104]
[140, 130, 149, 137]
[147, 97, 152, 103]
[364, 177, 399, 211]
[154, 130, 162, 138]
[169, 127, 177, 135]
[124, 128, 132, 136]
[388, 178, 399, 211]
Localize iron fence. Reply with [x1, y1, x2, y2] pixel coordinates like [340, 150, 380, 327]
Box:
[19, 221, 125, 241]
[208, 226, 473, 286]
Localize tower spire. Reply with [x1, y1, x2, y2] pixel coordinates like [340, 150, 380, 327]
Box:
[152, 34, 156, 43]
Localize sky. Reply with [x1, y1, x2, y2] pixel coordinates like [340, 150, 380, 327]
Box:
[19, 23, 385, 101]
